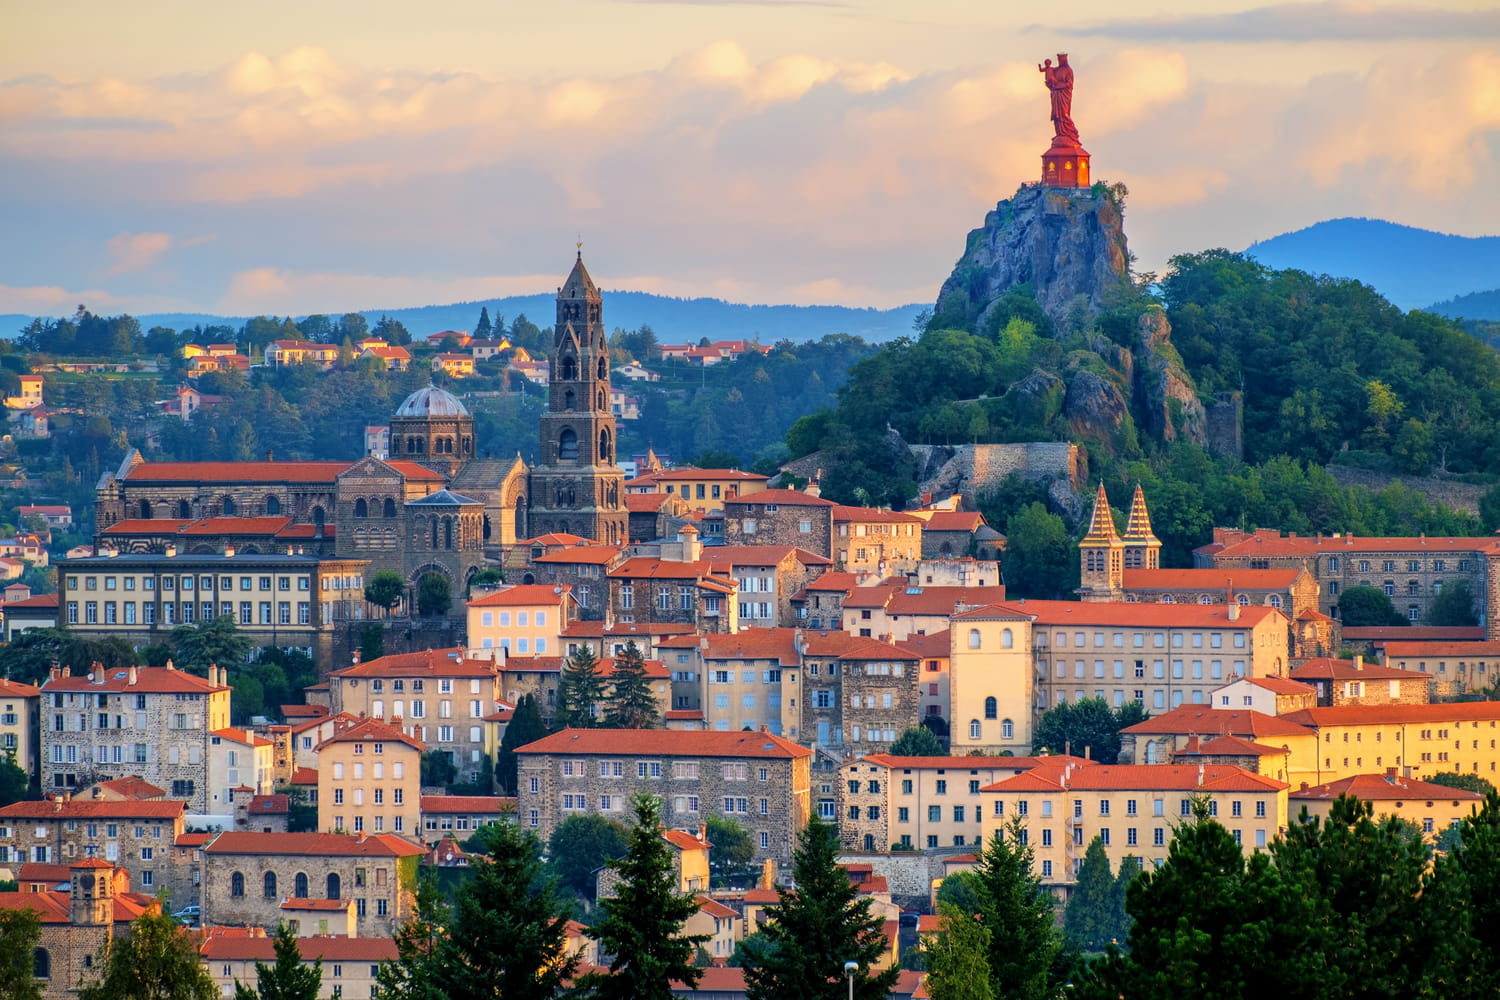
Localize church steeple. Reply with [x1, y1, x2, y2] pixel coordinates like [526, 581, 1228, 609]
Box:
[1121, 483, 1161, 570]
[529, 251, 627, 546]
[1077, 483, 1124, 600]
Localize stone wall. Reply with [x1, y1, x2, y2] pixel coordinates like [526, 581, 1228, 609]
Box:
[835, 851, 957, 909]
[910, 442, 1084, 507]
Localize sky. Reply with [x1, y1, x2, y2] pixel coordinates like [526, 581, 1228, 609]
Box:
[2, 0, 1499, 318]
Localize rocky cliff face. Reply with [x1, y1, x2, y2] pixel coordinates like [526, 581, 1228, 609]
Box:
[932, 183, 1129, 335]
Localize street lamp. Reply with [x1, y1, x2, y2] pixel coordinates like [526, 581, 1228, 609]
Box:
[844, 960, 858, 1000]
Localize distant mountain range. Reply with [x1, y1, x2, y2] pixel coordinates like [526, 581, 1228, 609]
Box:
[1245, 218, 1500, 315]
[0, 291, 928, 345]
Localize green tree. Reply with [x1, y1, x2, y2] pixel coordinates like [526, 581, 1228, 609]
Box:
[416, 574, 452, 617]
[1337, 584, 1406, 627]
[169, 615, 253, 669]
[421, 749, 457, 789]
[557, 647, 606, 728]
[365, 570, 406, 617]
[888, 726, 945, 757]
[741, 814, 899, 1000]
[1427, 771, 1496, 796]
[1031, 697, 1142, 765]
[935, 870, 985, 916]
[1426, 578, 1479, 627]
[78, 909, 218, 1000]
[358, 623, 385, 664]
[706, 815, 756, 885]
[972, 817, 1058, 1000]
[374, 874, 449, 1000]
[474, 307, 494, 339]
[548, 813, 629, 900]
[496, 694, 548, 796]
[580, 793, 707, 1000]
[1063, 837, 1125, 953]
[1427, 791, 1500, 997]
[0, 750, 28, 807]
[0, 907, 43, 1000]
[234, 922, 321, 1000]
[1003, 503, 1074, 599]
[923, 901, 995, 1000]
[435, 821, 577, 1000]
[605, 640, 659, 728]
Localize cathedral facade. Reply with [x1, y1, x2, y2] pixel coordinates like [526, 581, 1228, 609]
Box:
[89, 255, 628, 610]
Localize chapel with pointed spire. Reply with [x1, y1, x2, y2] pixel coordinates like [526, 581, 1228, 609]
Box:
[1077, 482, 1124, 599]
[527, 251, 627, 545]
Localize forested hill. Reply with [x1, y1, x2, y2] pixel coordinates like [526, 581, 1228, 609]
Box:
[1246, 218, 1500, 311]
[1428, 288, 1500, 321]
[1, 292, 926, 346]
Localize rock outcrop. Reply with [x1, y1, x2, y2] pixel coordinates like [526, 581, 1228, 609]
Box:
[1134, 306, 1207, 447]
[931, 183, 1129, 335]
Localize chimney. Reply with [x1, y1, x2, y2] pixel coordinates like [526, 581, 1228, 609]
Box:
[351, 649, 361, 665]
[1354, 655, 1363, 672]
[1227, 601, 1240, 622]
[164, 544, 177, 558]
[699, 822, 707, 844]
[165, 659, 175, 672]
[224, 544, 236, 558]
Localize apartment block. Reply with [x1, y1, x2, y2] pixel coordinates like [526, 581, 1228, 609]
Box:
[1281, 702, 1500, 785]
[1290, 771, 1483, 842]
[701, 545, 831, 631]
[980, 762, 1288, 894]
[316, 717, 423, 838]
[201, 933, 396, 1000]
[832, 507, 924, 575]
[801, 633, 920, 756]
[516, 728, 812, 863]
[39, 664, 231, 812]
[207, 726, 274, 812]
[0, 678, 40, 777]
[1120, 706, 1318, 786]
[947, 605, 1036, 755]
[466, 583, 574, 657]
[699, 629, 801, 737]
[0, 799, 188, 902]
[1380, 641, 1500, 698]
[842, 584, 1008, 642]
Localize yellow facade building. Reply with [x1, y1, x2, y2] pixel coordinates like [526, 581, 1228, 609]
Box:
[624, 468, 769, 514]
[1289, 771, 1483, 842]
[316, 717, 423, 839]
[947, 604, 1036, 754]
[1281, 701, 1500, 785]
[980, 762, 1288, 893]
[466, 583, 573, 657]
[0, 678, 39, 778]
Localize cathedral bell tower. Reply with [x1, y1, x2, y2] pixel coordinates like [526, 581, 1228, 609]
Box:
[529, 252, 627, 545]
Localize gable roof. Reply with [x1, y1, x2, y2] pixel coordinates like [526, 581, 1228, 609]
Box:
[725, 489, 836, 508]
[701, 629, 800, 664]
[0, 799, 185, 820]
[955, 599, 1281, 629]
[42, 665, 227, 695]
[922, 511, 986, 532]
[800, 632, 919, 661]
[982, 763, 1288, 794]
[315, 716, 424, 752]
[859, 753, 1091, 771]
[467, 584, 570, 608]
[533, 545, 621, 565]
[1290, 658, 1430, 682]
[1121, 705, 1314, 739]
[700, 545, 832, 568]
[204, 831, 426, 857]
[330, 648, 498, 679]
[1283, 703, 1500, 727]
[1291, 772, 1485, 803]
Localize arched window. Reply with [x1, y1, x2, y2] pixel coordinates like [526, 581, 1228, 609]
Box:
[264, 871, 277, 898]
[1269, 594, 1283, 609]
[1237, 593, 1249, 606]
[1002, 718, 1014, 740]
[231, 871, 245, 897]
[559, 429, 579, 461]
[598, 389, 606, 410]
[968, 628, 981, 650]
[431, 518, 439, 549]
[1001, 628, 1013, 648]
[354, 498, 368, 519]
[177, 499, 191, 519]
[984, 696, 998, 719]
[33, 948, 49, 980]
[597, 356, 607, 380]
[444, 517, 453, 550]
[969, 719, 981, 740]
[139, 500, 152, 519]
[463, 436, 472, 455]
[222, 496, 237, 515]
[265, 495, 281, 515]
[561, 355, 578, 381]
[1199, 594, 1213, 605]
[565, 390, 575, 410]
[598, 429, 612, 463]
[483, 515, 492, 541]
[384, 497, 397, 518]
[327, 872, 341, 899]
[294, 872, 309, 897]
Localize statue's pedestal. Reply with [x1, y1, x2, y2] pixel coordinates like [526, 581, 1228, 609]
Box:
[1042, 140, 1090, 188]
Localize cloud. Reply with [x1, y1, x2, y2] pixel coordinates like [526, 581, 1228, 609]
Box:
[103, 232, 173, 275]
[0, 283, 188, 316]
[1052, 1, 1500, 42]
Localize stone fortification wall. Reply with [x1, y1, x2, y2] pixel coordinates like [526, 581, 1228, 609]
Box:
[911, 442, 1084, 507]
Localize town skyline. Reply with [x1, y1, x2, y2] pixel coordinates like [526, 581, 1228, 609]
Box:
[4, 0, 1499, 317]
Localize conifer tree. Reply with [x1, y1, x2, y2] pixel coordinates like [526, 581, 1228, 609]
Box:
[581, 793, 706, 1000]
[474, 307, 493, 339]
[374, 876, 449, 1000]
[1063, 837, 1117, 953]
[234, 922, 321, 1000]
[606, 640, 659, 728]
[434, 821, 577, 1000]
[972, 817, 1059, 1000]
[497, 693, 548, 794]
[923, 901, 995, 1000]
[741, 814, 899, 1000]
[1426, 790, 1500, 998]
[558, 646, 606, 727]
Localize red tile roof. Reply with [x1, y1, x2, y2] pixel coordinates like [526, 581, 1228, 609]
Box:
[204, 832, 426, 858]
[213, 726, 273, 748]
[607, 557, 735, 581]
[247, 794, 290, 814]
[695, 894, 739, 919]
[832, 506, 923, 524]
[533, 545, 621, 565]
[0, 889, 157, 924]
[625, 493, 674, 512]
[664, 829, 710, 851]
[884, 587, 1009, 617]
[1175, 734, 1291, 757]
[124, 461, 349, 483]
[201, 935, 397, 961]
[637, 468, 769, 483]
[1290, 658, 1429, 682]
[280, 898, 352, 911]
[956, 599, 1282, 629]
[420, 795, 511, 813]
[1342, 626, 1487, 642]
[860, 753, 1092, 771]
[701, 628, 799, 664]
[330, 648, 499, 679]
[1121, 706, 1313, 739]
[1291, 772, 1485, 802]
[801, 633, 919, 661]
[1241, 676, 1318, 696]
[800, 572, 863, 593]
[42, 665, 227, 695]
[1283, 703, 1500, 727]
[1210, 531, 1500, 558]
[701, 545, 831, 568]
[93, 775, 166, 799]
[180, 516, 295, 535]
[0, 677, 41, 697]
[102, 518, 194, 535]
[1122, 568, 1303, 589]
[518, 727, 813, 759]
[290, 767, 318, 786]
[982, 763, 1287, 793]
[525, 532, 592, 546]
[897, 630, 950, 660]
[923, 511, 986, 532]
[1383, 641, 1500, 658]
[0, 799, 185, 820]
[726, 489, 836, 508]
[4, 594, 58, 609]
[468, 584, 570, 607]
[315, 716, 424, 752]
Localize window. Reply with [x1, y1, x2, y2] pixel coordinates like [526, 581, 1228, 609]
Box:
[968, 629, 981, 649]
[984, 696, 997, 720]
[1001, 719, 1014, 740]
[231, 871, 245, 897]
[969, 719, 981, 740]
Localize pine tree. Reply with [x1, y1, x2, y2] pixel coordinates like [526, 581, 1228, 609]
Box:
[606, 640, 659, 728]
[972, 817, 1059, 1000]
[497, 693, 548, 794]
[475, 307, 494, 339]
[581, 793, 707, 1000]
[741, 814, 899, 1000]
[234, 922, 321, 999]
[374, 875, 450, 1000]
[1426, 790, 1500, 998]
[558, 646, 606, 727]
[1063, 837, 1116, 953]
[78, 909, 218, 1000]
[923, 901, 995, 1000]
[433, 821, 577, 1000]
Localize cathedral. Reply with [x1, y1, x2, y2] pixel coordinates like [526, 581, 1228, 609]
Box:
[92, 254, 627, 604]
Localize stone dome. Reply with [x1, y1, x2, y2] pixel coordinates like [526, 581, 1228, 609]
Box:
[394, 384, 469, 418]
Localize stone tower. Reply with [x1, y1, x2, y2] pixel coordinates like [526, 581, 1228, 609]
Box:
[1121, 484, 1161, 570]
[389, 384, 475, 479]
[529, 253, 627, 544]
[70, 857, 115, 926]
[1077, 483, 1123, 600]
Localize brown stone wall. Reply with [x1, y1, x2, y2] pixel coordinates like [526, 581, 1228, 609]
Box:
[837, 759, 892, 852]
[201, 849, 410, 936]
[724, 503, 832, 557]
[841, 656, 921, 756]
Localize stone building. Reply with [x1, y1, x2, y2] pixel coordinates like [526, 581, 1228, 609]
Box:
[515, 728, 812, 863]
[199, 831, 425, 937]
[0, 677, 39, 780]
[799, 633, 920, 756]
[39, 663, 232, 811]
[524, 543, 623, 620]
[0, 858, 159, 1000]
[831, 507, 924, 576]
[701, 545, 831, 632]
[723, 489, 837, 553]
[606, 531, 740, 633]
[1380, 640, 1500, 698]
[0, 798, 188, 902]
[1289, 656, 1431, 706]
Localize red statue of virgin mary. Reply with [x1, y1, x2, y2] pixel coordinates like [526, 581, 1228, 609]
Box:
[1038, 53, 1090, 187]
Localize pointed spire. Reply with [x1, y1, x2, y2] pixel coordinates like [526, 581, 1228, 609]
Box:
[1122, 484, 1159, 544]
[1081, 483, 1120, 545]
